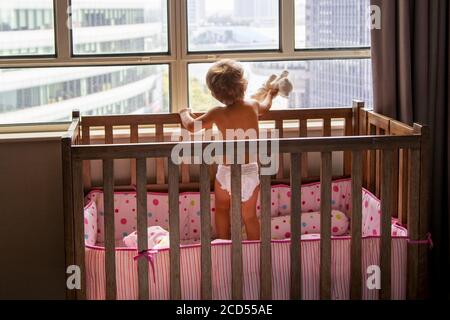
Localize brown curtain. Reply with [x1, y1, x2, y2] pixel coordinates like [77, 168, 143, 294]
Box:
[370, 0, 449, 298]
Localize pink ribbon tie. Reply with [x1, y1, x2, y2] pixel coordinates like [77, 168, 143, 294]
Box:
[408, 233, 433, 249]
[134, 250, 157, 283]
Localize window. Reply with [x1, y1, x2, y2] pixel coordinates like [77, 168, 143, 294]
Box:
[295, 0, 371, 49]
[71, 0, 169, 55]
[0, 65, 170, 124]
[187, 0, 280, 52]
[189, 59, 372, 112]
[0, 0, 55, 56]
[0, 0, 372, 125]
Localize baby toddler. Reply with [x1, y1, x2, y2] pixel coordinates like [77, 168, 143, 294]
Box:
[179, 59, 292, 240]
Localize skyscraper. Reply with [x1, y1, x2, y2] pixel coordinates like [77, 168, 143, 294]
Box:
[233, 0, 278, 22]
[188, 0, 206, 25]
[305, 0, 372, 107]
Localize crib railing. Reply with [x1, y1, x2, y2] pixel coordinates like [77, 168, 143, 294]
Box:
[72, 102, 421, 226]
[76, 105, 357, 191]
[67, 134, 427, 300]
[63, 103, 430, 300]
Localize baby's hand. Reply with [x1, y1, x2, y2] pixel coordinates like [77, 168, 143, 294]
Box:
[179, 108, 192, 115]
[269, 87, 279, 97]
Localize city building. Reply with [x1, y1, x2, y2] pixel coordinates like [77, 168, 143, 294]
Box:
[0, 0, 168, 123]
[305, 0, 373, 107]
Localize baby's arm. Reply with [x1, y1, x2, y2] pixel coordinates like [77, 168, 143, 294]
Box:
[179, 107, 219, 132]
[256, 88, 279, 116]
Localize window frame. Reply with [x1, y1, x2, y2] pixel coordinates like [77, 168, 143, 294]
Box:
[0, 0, 371, 123]
[185, 0, 283, 54]
[68, 0, 171, 57]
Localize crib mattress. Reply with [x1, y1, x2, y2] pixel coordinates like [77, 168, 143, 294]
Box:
[83, 179, 408, 300]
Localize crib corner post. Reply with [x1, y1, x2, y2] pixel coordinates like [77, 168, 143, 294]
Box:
[72, 109, 80, 120]
[414, 123, 431, 299]
[61, 134, 76, 300]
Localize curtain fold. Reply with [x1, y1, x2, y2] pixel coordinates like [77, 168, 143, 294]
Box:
[370, 0, 449, 298]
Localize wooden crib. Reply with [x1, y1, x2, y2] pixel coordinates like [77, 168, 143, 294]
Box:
[62, 101, 430, 300]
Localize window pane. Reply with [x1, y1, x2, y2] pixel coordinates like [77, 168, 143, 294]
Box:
[71, 0, 168, 55]
[295, 0, 371, 49]
[0, 0, 55, 56]
[188, 60, 372, 112]
[0, 65, 170, 124]
[187, 0, 279, 52]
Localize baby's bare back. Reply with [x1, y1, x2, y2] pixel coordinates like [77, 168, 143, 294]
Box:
[212, 101, 260, 164]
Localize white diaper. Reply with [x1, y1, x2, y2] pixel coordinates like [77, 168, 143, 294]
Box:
[216, 163, 260, 202]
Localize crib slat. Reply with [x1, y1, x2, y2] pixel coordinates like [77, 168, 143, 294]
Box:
[136, 158, 149, 300]
[103, 158, 117, 300]
[290, 153, 302, 300]
[168, 159, 181, 300]
[81, 125, 92, 190]
[299, 120, 308, 179]
[375, 128, 382, 197]
[406, 148, 420, 299]
[380, 149, 394, 300]
[320, 151, 332, 300]
[392, 149, 400, 219]
[72, 159, 87, 299]
[350, 150, 363, 299]
[323, 118, 331, 137]
[359, 109, 369, 189]
[368, 125, 377, 194]
[260, 166, 272, 300]
[344, 116, 353, 176]
[181, 163, 190, 183]
[105, 125, 113, 144]
[398, 149, 409, 225]
[156, 124, 165, 185]
[130, 125, 139, 186]
[200, 163, 212, 300]
[275, 120, 284, 179]
[230, 164, 243, 300]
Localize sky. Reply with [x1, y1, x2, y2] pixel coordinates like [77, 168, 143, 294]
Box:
[205, 0, 233, 15]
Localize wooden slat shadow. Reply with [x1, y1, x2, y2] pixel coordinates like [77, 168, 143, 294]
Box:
[103, 158, 117, 300]
[380, 149, 394, 300]
[72, 159, 87, 299]
[168, 159, 181, 300]
[136, 158, 149, 300]
[260, 166, 272, 300]
[398, 149, 409, 225]
[320, 152, 332, 299]
[81, 125, 92, 190]
[350, 150, 363, 299]
[130, 125, 139, 186]
[275, 120, 284, 180]
[407, 149, 420, 299]
[200, 163, 212, 300]
[156, 124, 166, 185]
[299, 120, 308, 179]
[290, 153, 302, 300]
[231, 164, 243, 300]
[344, 116, 353, 176]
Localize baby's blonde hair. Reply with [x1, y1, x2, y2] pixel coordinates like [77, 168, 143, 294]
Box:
[206, 59, 247, 105]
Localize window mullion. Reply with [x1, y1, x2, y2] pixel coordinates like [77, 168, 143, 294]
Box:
[171, 0, 188, 113]
[281, 0, 295, 56]
[54, 0, 71, 62]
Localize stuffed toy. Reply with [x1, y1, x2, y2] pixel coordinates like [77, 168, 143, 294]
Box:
[251, 70, 293, 102]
